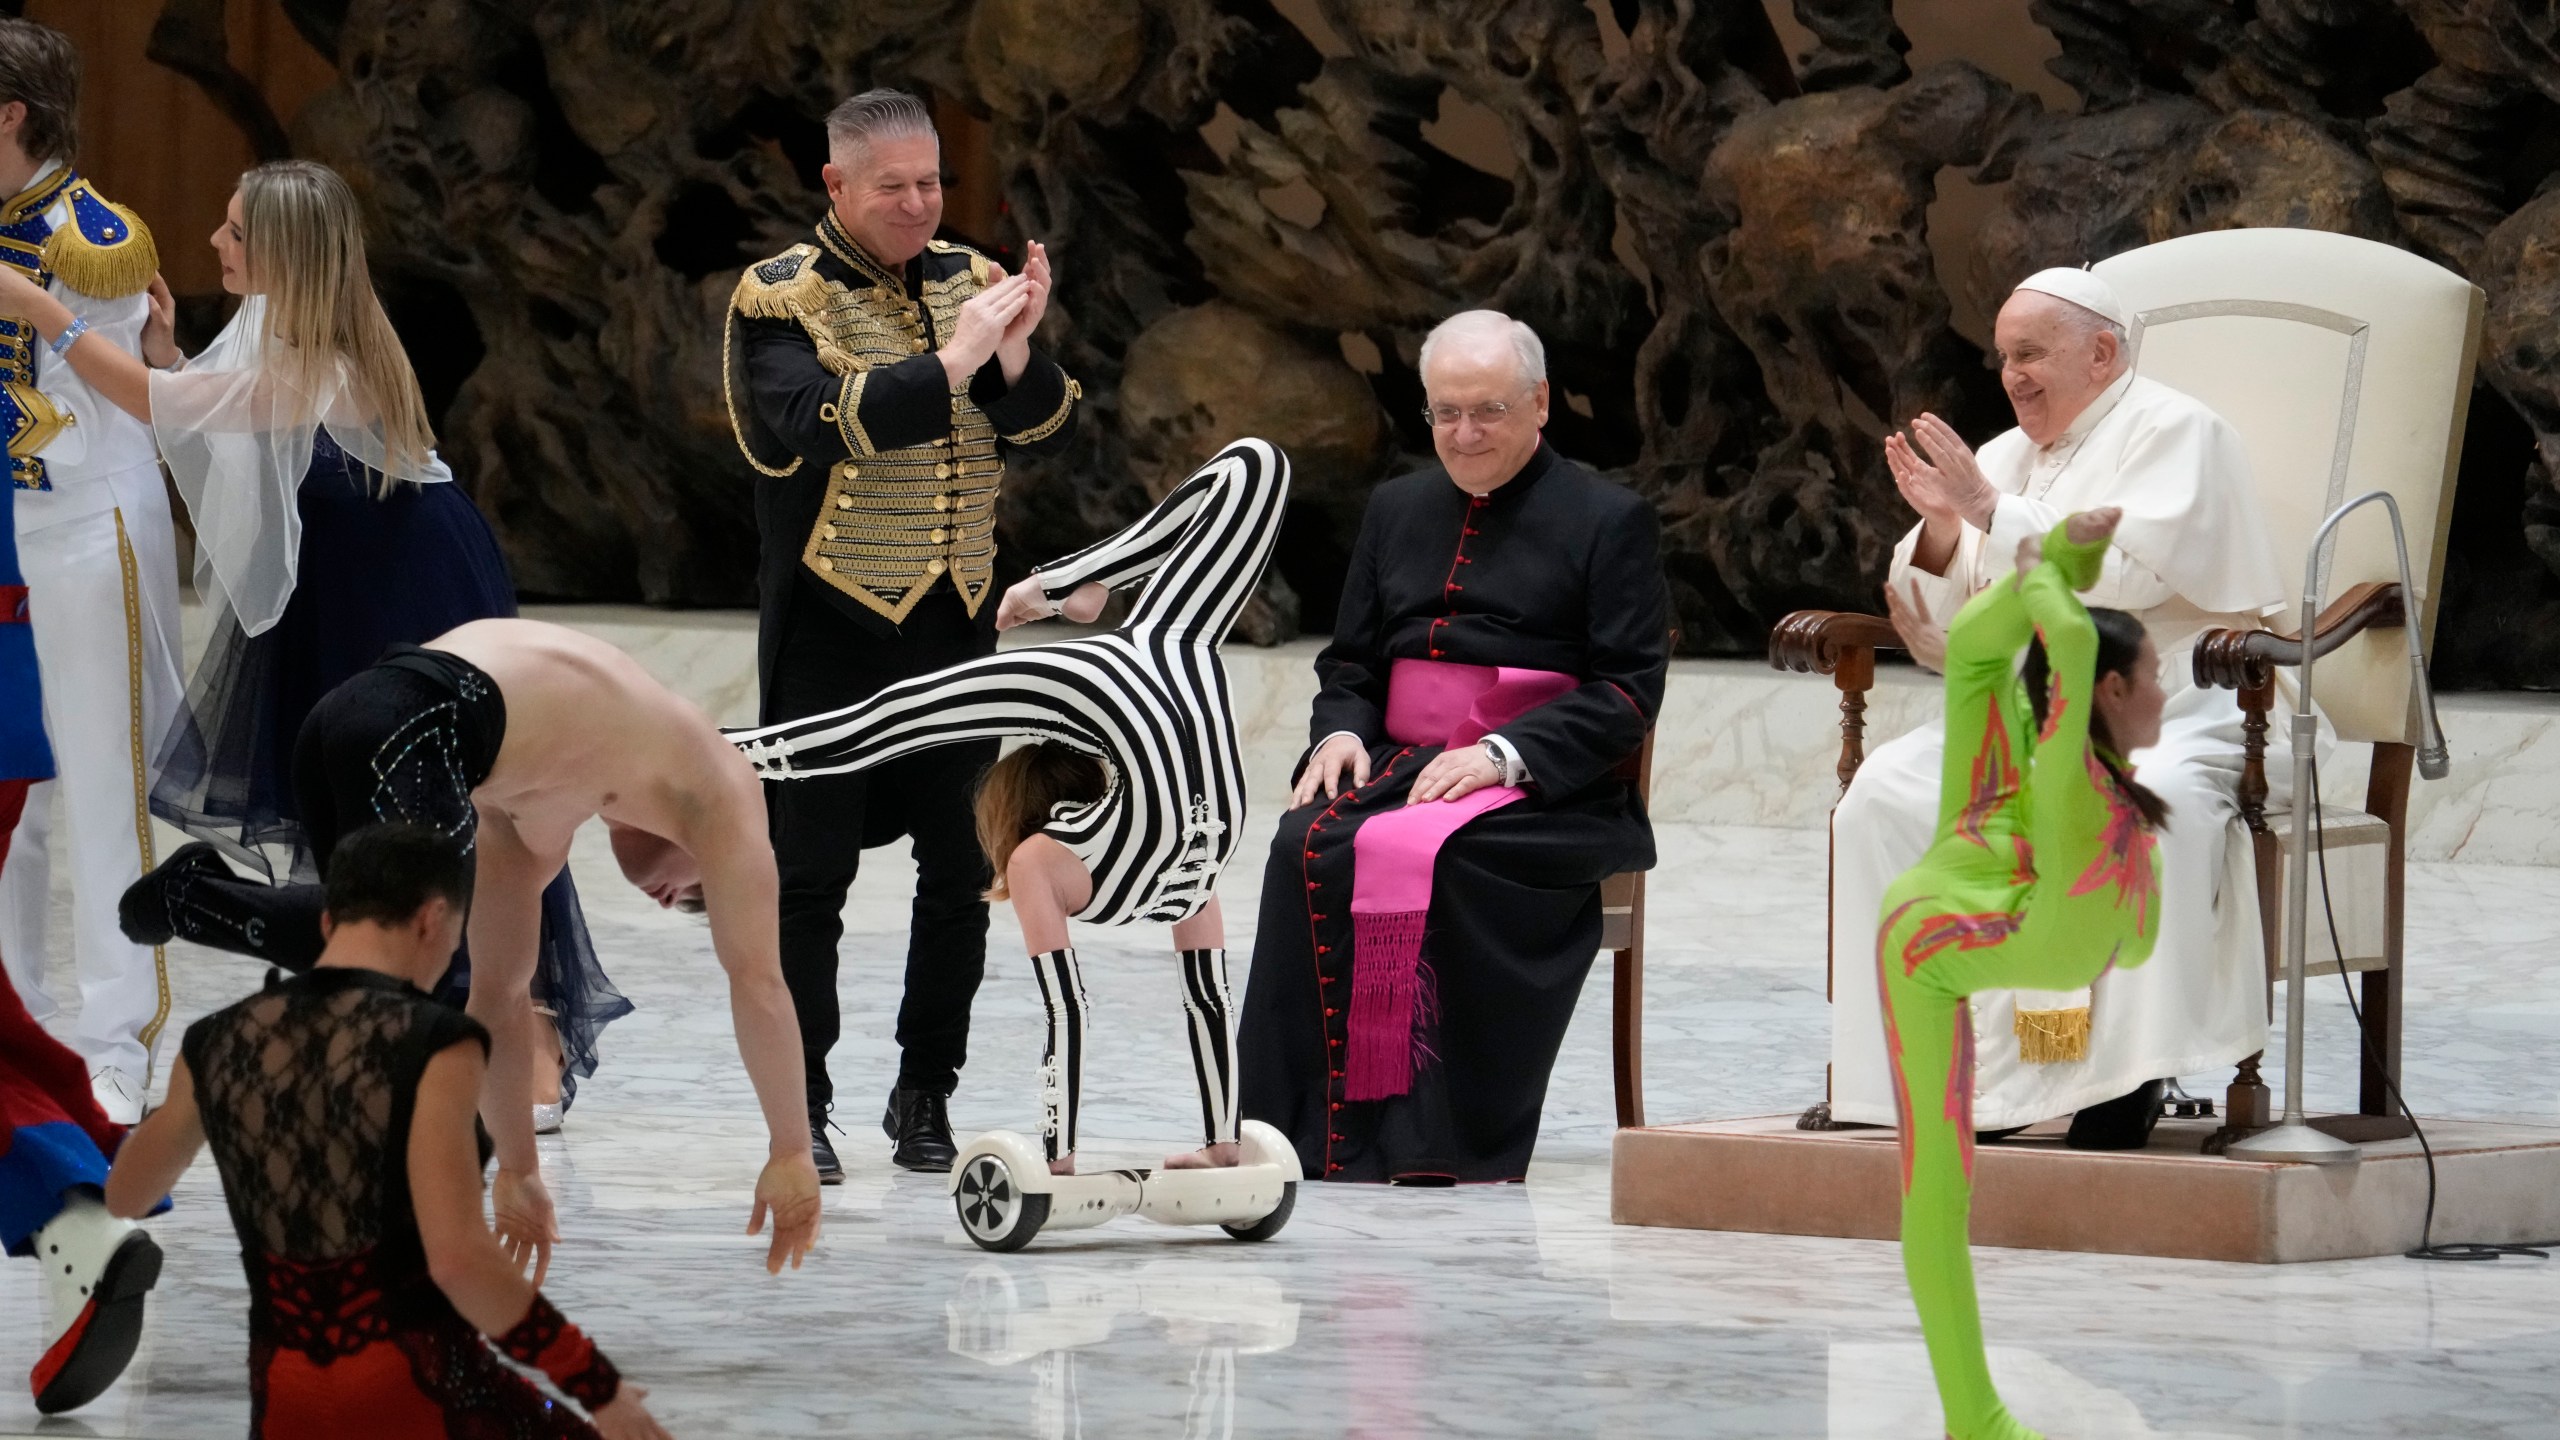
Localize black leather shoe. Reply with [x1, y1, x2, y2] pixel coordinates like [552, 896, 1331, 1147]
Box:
[810, 1108, 844, 1186]
[2066, 1078, 2168, 1150]
[118, 842, 228, 946]
[882, 1087, 957, 1172]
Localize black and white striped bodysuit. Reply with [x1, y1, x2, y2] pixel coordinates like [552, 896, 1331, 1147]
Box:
[731, 438, 1290, 927]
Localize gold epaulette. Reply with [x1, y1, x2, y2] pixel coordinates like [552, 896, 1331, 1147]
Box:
[731, 244, 830, 320]
[926, 237, 994, 287]
[39, 179, 156, 301]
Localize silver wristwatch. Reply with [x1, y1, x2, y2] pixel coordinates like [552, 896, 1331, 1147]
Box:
[1481, 737, 1512, 786]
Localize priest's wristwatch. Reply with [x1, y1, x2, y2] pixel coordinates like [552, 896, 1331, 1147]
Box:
[1481, 737, 1518, 786]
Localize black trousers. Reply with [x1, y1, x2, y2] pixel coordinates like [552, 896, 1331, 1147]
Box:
[764, 584, 995, 1108]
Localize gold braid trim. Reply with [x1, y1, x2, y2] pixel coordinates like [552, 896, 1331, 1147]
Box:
[42, 191, 158, 301]
[720, 305, 800, 478]
[1001, 377, 1082, 447]
[838, 370, 875, 456]
[2013, 1005, 2090, 1065]
[114, 509, 171, 1080]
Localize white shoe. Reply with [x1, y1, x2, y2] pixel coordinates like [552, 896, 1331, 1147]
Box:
[532, 1102, 564, 1135]
[31, 1193, 162, 1413]
[88, 1068, 143, 1127]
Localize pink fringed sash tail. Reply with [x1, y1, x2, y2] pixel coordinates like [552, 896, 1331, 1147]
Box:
[1341, 660, 1576, 1100]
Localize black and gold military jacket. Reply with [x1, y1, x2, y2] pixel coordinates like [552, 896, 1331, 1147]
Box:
[725, 211, 1079, 643]
[0, 167, 157, 491]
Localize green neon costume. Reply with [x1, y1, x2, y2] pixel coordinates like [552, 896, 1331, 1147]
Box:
[1877, 519, 2163, 1440]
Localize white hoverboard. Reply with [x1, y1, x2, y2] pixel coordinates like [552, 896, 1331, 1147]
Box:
[948, 1120, 1299, 1252]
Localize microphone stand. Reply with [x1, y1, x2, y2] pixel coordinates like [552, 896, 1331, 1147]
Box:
[2228, 490, 2449, 1165]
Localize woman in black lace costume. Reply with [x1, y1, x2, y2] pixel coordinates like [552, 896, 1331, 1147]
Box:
[105, 825, 668, 1440]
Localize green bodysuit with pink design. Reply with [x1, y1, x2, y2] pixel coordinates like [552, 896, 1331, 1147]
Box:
[1876, 519, 2163, 1440]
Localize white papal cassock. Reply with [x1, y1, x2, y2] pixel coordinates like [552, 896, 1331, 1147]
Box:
[1828, 367, 2290, 1130]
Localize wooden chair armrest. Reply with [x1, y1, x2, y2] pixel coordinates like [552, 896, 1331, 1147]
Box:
[1768, 609, 1900, 794]
[1768, 609, 1903, 675]
[2192, 581, 2406, 691]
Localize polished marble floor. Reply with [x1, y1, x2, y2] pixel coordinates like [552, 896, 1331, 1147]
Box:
[7, 818, 2560, 1438]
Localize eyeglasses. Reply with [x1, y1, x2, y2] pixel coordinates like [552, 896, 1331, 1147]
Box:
[1422, 400, 1519, 429]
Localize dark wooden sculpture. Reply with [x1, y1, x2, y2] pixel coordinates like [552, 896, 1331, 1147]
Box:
[137, 0, 2560, 677]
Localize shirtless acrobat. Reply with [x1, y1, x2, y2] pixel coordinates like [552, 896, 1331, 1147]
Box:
[122, 619, 821, 1276]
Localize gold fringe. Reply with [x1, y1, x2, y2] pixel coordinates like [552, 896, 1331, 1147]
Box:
[729, 244, 829, 320]
[41, 195, 158, 301]
[2013, 1005, 2090, 1064]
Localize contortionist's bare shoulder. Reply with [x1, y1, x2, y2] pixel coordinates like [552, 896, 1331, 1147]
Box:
[425, 619, 763, 854]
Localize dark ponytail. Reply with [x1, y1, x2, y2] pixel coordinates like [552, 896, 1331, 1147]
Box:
[2024, 606, 2171, 829]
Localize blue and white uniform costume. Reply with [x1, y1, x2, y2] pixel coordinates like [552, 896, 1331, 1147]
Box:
[0, 164, 184, 1114]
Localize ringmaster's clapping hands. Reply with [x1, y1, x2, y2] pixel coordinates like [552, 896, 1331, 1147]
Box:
[940, 239, 1053, 390]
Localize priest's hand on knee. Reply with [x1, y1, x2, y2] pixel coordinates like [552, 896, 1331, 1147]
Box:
[1407, 745, 1500, 805]
[1294, 732, 1371, 806]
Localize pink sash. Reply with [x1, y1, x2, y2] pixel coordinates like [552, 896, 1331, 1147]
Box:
[1343, 659, 1576, 1100]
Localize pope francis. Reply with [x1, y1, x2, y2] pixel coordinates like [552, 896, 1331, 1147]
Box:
[1826, 266, 2289, 1146]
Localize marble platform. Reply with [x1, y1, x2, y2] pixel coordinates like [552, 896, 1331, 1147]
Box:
[1614, 1113, 2560, 1263]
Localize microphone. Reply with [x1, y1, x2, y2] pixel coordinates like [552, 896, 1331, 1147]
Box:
[2298, 491, 2450, 780]
[2412, 654, 2451, 779]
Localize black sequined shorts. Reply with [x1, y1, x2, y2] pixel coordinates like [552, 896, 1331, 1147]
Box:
[290, 644, 506, 875]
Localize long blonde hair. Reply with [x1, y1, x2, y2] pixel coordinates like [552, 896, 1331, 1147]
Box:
[974, 743, 1108, 901]
[237, 160, 435, 473]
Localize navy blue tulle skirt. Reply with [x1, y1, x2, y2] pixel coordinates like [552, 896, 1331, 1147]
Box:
[153, 431, 630, 1102]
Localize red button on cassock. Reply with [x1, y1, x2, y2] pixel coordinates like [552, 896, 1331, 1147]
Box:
[1324, 1007, 1338, 1017]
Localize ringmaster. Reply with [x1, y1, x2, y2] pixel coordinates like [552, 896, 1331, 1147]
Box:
[724, 88, 1080, 1177]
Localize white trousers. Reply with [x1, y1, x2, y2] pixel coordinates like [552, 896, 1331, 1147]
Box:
[1826, 678, 2274, 1130]
[0, 464, 184, 1078]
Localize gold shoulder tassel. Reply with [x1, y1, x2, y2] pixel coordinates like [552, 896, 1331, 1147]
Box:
[2013, 1005, 2091, 1064]
[730, 246, 829, 321]
[41, 198, 158, 301]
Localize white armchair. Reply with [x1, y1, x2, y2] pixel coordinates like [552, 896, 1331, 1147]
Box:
[2095, 228, 2483, 1144]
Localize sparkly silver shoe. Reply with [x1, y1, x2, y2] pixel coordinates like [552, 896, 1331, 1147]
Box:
[533, 1102, 564, 1135]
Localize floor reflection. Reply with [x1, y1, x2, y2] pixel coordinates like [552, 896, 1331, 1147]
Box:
[946, 1260, 1299, 1439]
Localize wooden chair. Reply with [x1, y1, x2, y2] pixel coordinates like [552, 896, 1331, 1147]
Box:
[1770, 227, 2483, 1144]
[1605, 727, 1657, 1127]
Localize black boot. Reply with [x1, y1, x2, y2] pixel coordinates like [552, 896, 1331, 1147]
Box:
[2066, 1078, 2168, 1150]
[810, 1106, 844, 1185]
[117, 841, 230, 946]
[882, 1087, 957, 1172]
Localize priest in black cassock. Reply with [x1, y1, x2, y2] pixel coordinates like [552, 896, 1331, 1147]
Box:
[1238, 311, 1667, 1184]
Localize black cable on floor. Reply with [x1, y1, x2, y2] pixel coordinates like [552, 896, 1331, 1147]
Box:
[2306, 761, 2551, 1262]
